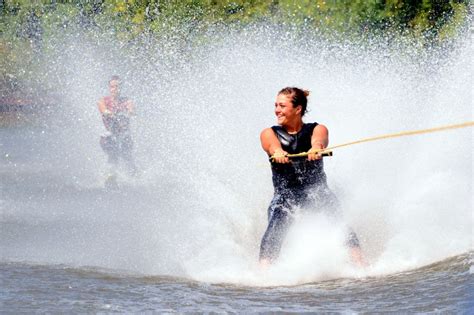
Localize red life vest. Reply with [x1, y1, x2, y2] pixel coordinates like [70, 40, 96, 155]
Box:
[104, 96, 129, 114]
[102, 96, 130, 133]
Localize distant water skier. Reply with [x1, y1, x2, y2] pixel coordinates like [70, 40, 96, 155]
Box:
[259, 87, 365, 266]
[97, 75, 137, 184]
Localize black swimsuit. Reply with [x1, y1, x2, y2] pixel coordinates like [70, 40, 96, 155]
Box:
[259, 122, 359, 262]
[270, 122, 327, 195]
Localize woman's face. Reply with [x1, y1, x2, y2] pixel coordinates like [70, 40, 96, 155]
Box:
[274, 93, 301, 126]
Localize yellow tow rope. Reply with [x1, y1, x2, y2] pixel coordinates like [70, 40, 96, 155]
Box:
[270, 121, 474, 161]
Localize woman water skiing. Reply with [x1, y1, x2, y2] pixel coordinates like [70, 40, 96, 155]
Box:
[259, 87, 364, 266]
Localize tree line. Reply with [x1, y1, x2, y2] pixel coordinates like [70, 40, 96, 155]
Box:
[1, 0, 471, 99]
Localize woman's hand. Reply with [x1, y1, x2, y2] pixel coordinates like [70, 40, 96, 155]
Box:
[272, 148, 289, 163]
[307, 147, 322, 161]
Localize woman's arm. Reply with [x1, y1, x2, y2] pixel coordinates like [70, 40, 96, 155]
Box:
[308, 124, 329, 161]
[260, 128, 289, 163]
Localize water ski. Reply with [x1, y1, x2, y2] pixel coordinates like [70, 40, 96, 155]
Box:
[104, 174, 119, 190]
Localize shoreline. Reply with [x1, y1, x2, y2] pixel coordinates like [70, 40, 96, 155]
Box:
[0, 96, 56, 128]
[0, 96, 57, 112]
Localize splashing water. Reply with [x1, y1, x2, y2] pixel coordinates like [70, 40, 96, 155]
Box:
[1, 24, 472, 286]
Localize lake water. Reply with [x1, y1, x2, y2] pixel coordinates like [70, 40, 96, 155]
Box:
[1, 254, 471, 312]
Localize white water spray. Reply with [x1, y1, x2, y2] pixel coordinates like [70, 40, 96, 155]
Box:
[1, 24, 471, 286]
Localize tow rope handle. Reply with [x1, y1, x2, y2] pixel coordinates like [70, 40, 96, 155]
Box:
[269, 150, 333, 162]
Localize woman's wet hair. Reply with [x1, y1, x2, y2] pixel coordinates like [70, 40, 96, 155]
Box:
[278, 87, 310, 116]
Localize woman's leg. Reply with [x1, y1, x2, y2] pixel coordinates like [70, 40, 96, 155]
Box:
[259, 196, 293, 264]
